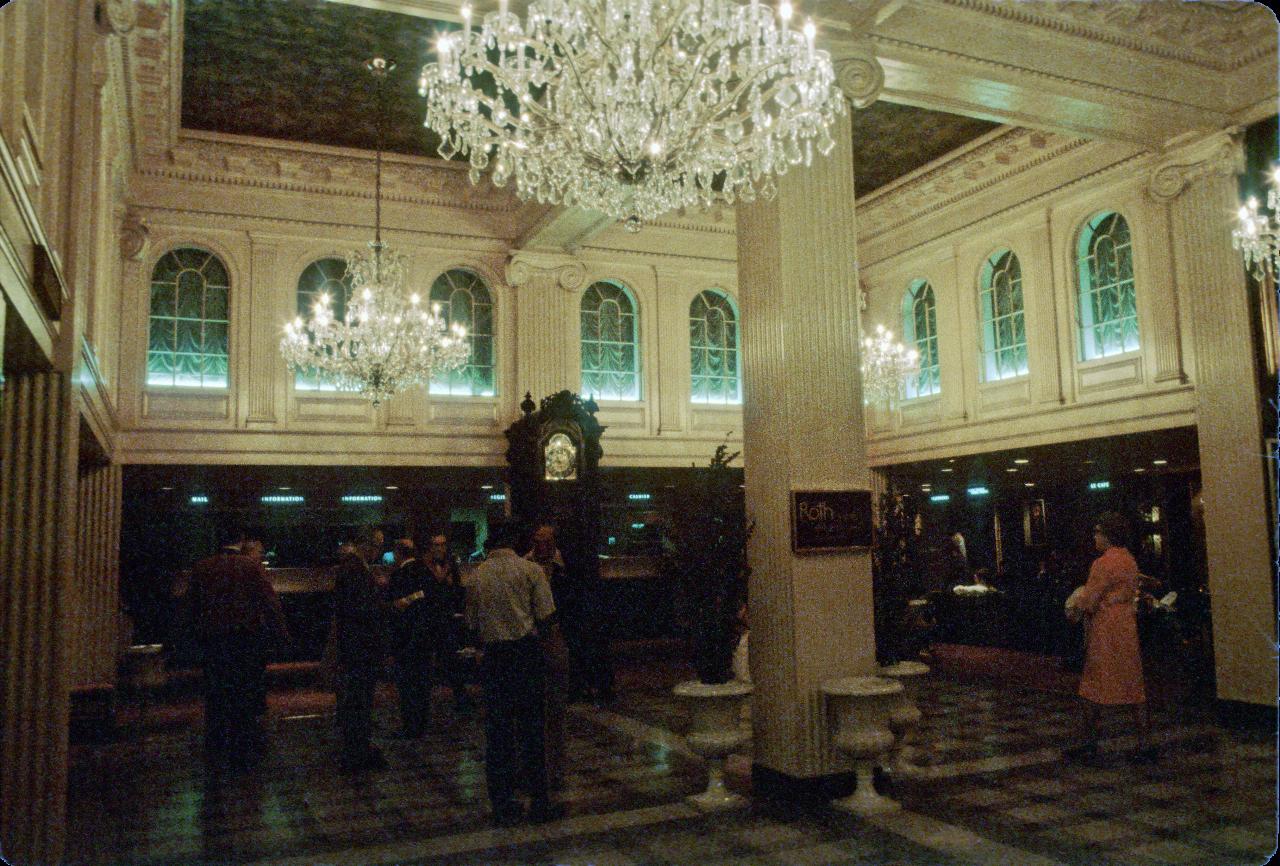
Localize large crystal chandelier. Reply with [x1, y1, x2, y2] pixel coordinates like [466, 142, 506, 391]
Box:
[419, 0, 845, 230]
[281, 58, 470, 406]
[860, 324, 919, 407]
[1233, 166, 1280, 279]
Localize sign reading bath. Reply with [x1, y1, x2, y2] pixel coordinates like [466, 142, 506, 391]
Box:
[790, 490, 873, 553]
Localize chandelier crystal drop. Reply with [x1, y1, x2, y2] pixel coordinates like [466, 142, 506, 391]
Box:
[419, 0, 846, 229]
[1233, 166, 1280, 279]
[859, 323, 919, 407]
[280, 58, 470, 407]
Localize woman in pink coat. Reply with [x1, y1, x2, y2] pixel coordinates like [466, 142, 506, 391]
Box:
[1065, 512, 1155, 764]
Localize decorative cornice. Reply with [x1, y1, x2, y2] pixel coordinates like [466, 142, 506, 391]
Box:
[1146, 128, 1245, 203]
[857, 127, 1089, 241]
[505, 253, 588, 292]
[139, 134, 522, 213]
[940, 0, 1275, 73]
[834, 42, 885, 109]
[123, 0, 176, 162]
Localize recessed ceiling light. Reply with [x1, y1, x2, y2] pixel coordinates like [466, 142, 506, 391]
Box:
[481, 484, 494, 490]
[947, 458, 956, 463]
[161, 486, 174, 491]
[1152, 459, 1168, 465]
[278, 486, 291, 490]
[1006, 467, 1018, 473]
[1024, 482, 1035, 487]
[1134, 468, 1146, 473]
[940, 467, 953, 473]
[1083, 459, 1095, 465]
[1014, 458, 1029, 465]
[385, 485, 399, 490]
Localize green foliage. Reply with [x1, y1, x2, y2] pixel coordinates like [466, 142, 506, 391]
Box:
[663, 443, 753, 684]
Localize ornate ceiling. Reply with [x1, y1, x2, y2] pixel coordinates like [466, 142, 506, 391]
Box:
[180, 0, 1000, 196]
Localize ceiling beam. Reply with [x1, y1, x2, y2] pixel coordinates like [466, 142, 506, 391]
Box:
[515, 205, 615, 253]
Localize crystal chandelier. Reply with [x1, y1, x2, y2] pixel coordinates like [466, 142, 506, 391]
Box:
[419, 0, 845, 230]
[1233, 166, 1280, 279]
[281, 58, 470, 406]
[860, 324, 919, 407]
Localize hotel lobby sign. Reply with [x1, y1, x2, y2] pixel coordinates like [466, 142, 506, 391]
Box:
[791, 490, 873, 553]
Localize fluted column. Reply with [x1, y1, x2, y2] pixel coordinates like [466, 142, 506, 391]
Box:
[507, 253, 586, 403]
[1, 371, 79, 865]
[1152, 132, 1276, 707]
[737, 106, 876, 784]
[246, 237, 280, 425]
[73, 462, 123, 687]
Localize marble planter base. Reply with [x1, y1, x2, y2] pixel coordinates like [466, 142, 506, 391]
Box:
[823, 676, 903, 816]
[674, 680, 753, 811]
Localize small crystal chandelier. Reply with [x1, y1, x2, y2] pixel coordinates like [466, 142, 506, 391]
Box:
[860, 324, 919, 407]
[419, 0, 845, 230]
[1233, 166, 1280, 279]
[281, 58, 470, 406]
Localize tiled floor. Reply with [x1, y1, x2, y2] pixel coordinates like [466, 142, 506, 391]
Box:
[66, 665, 1277, 866]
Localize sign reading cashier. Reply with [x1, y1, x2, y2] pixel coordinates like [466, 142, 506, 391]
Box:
[790, 490, 874, 553]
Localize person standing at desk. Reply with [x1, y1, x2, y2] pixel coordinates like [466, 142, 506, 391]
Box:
[333, 529, 388, 771]
[387, 538, 432, 737]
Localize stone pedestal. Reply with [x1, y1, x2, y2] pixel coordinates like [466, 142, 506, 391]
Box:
[879, 660, 929, 775]
[674, 680, 753, 810]
[823, 676, 902, 815]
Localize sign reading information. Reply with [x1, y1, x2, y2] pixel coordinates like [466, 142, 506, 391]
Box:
[790, 490, 873, 553]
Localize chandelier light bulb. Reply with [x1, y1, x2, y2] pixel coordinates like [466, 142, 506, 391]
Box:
[421, 0, 844, 227]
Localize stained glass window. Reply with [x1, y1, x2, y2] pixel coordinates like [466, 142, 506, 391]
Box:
[146, 247, 230, 388]
[978, 249, 1029, 381]
[429, 269, 495, 396]
[294, 257, 354, 391]
[689, 289, 741, 404]
[902, 279, 940, 398]
[1077, 211, 1139, 360]
[581, 280, 641, 401]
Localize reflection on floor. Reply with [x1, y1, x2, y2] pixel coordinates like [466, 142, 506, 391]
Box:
[66, 660, 1276, 866]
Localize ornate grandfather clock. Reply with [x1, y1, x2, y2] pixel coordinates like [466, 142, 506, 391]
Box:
[504, 390, 605, 576]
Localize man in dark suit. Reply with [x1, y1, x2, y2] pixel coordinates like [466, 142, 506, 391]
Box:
[190, 530, 288, 769]
[387, 538, 432, 736]
[333, 529, 389, 770]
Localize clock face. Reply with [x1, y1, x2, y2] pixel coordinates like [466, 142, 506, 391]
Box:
[544, 432, 578, 481]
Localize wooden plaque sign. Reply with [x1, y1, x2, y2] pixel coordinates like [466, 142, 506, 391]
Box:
[790, 490, 873, 553]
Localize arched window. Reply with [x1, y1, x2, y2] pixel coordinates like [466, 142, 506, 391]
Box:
[580, 280, 641, 401]
[429, 269, 495, 396]
[146, 247, 230, 388]
[689, 289, 741, 404]
[902, 279, 940, 398]
[978, 249, 1028, 381]
[294, 257, 353, 391]
[1077, 211, 1139, 360]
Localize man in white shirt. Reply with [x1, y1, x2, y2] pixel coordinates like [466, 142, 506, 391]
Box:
[466, 523, 563, 826]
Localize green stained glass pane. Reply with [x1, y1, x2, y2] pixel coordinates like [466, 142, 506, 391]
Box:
[176, 320, 201, 354]
[177, 271, 204, 318]
[147, 350, 174, 378]
[151, 281, 176, 317]
[1013, 314, 1026, 345]
[152, 253, 180, 284]
[473, 303, 492, 337]
[149, 319, 175, 354]
[204, 321, 229, 357]
[203, 353, 228, 384]
[175, 353, 203, 386]
[205, 285, 228, 321]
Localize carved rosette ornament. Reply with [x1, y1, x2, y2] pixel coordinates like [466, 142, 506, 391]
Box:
[1147, 129, 1245, 203]
[505, 254, 587, 293]
[119, 209, 149, 262]
[834, 46, 884, 110]
[95, 0, 137, 35]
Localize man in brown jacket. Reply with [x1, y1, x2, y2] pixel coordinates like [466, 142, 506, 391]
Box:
[190, 530, 288, 769]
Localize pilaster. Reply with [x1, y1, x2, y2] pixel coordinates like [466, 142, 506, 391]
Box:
[737, 106, 875, 782]
[506, 252, 585, 403]
[0, 371, 79, 865]
[245, 237, 280, 425]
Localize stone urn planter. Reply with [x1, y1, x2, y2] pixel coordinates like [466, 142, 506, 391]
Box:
[822, 675, 902, 816]
[674, 680, 753, 810]
[879, 660, 930, 776]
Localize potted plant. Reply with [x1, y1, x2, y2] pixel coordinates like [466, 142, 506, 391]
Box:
[662, 442, 755, 809]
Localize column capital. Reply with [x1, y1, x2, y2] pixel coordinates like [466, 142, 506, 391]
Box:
[505, 252, 587, 293]
[833, 42, 884, 110]
[118, 208, 149, 262]
[1146, 128, 1245, 203]
[94, 0, 137, 36]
